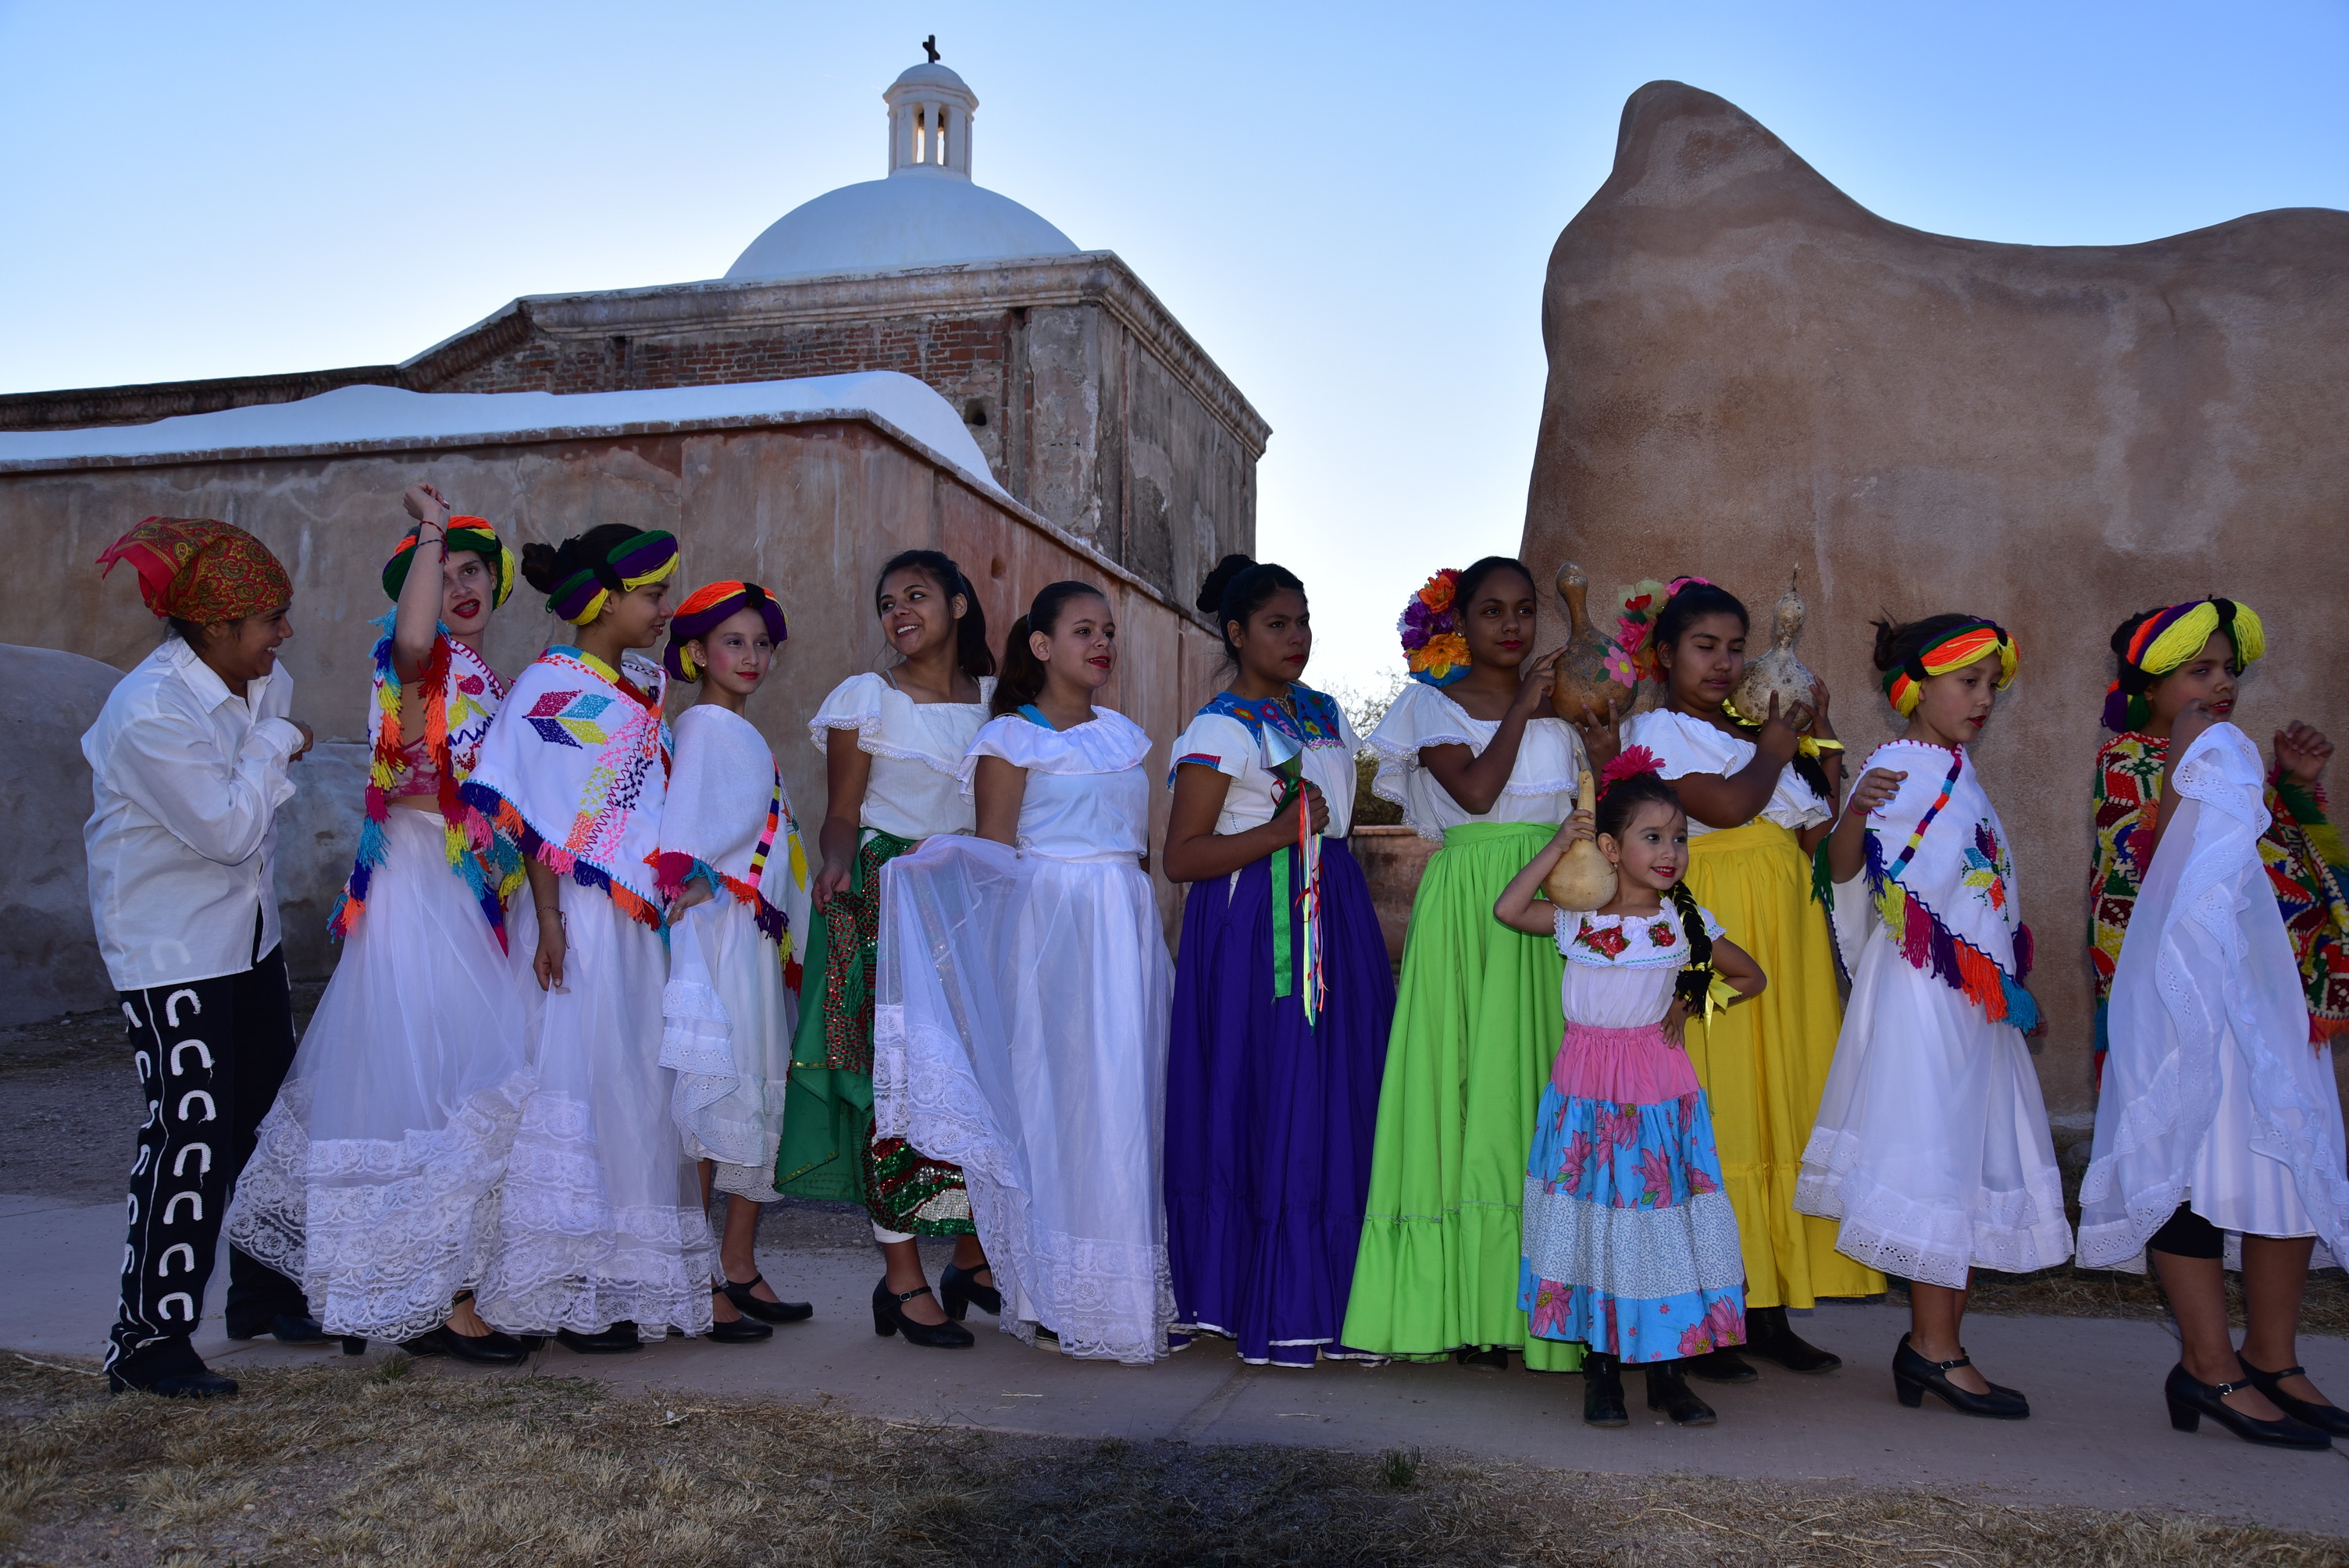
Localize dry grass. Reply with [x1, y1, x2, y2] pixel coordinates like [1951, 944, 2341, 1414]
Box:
[5, 1354, 2343, 1568]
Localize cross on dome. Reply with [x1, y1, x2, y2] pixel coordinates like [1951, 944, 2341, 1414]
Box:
[886, 45, 977, 180]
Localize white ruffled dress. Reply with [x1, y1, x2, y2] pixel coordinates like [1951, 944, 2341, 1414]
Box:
[658, 704, 811, 1203]
[225, 638, 536, 1342]
[873, 706, 1178, 1363]
[465, 648, 717, 1338]
[2077, 722, 2349, 1270]
[1795, 741, 2073, 1286]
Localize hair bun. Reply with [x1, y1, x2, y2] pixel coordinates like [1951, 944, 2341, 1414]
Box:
[519, 540, 564, 594]
[1196, 553, 1256, 615]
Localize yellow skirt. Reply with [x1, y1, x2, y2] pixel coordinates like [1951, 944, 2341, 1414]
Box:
[1686, 820, 1884, 1306]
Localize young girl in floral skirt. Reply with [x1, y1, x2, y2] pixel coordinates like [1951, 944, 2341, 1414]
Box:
[1495, 750, 1764, 1427]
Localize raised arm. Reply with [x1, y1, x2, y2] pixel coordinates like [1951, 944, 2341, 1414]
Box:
[104, 700, 303, 867]
[392, 483, 453, 683]
[1827, 764, 1907, 885]
[1417, 650, 1563, 816]
[1493, 812, 1592, 935]
[1667, 694, 1803, 831]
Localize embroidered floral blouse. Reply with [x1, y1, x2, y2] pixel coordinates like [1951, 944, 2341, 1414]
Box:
[1552, 905, 1725, 1030]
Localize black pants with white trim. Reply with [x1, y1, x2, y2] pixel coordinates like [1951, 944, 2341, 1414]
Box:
[106, 945, 308, 1370]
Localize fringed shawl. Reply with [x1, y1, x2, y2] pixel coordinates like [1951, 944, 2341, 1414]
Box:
[1849, 739, 2039, 1032]
[458, 646, 671, 927]
[652, 704, 811, 990]
[330, 622, 520, 946]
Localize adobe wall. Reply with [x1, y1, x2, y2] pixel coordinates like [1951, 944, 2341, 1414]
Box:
[1519, 81, 2349, 1128]
[0, 416, 1220, 1011]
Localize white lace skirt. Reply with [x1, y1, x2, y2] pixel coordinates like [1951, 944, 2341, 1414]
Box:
[874, 837, 1176, 1363]
[477, 889, 717, 1337]
[1794, 927, 2073, 1287]
[661, 897, 794, 1201]
[223, 809, 537, 1342]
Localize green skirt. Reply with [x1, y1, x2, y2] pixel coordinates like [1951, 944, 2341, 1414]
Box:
[1341, 820, 1581, 1370]
[773, 829, 975, 1237]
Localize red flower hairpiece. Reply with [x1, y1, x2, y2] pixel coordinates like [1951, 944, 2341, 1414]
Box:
[1600, 744, 1664, 789]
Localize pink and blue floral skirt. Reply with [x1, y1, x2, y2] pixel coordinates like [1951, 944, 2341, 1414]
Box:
[1519, 1020, 1747, 1363]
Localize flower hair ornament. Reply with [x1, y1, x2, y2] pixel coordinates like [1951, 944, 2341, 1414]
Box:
[1397, 568, 1471, 687]
[1613, 576, 1711, 683]
[1599, 743, 1665, 793]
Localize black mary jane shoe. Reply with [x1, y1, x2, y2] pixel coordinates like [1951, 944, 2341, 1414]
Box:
[226, 1312, 332, 1345]
[1893, 1333, 2028, 1420]
[2167, 1363, 2332, 1450]
[721, 1272, 813, 1324]
[708, 1289, 775, 1345]
[554, 1322, 643, 1356]
[107, 1342, 238, 1400]
[1582, 1353, 1629, 1427]
[1740, 1306, 1841, 1374]
[940, 1262, 1002, 1320]
[1681, 1346, 1759, 1384]
[872, 1280, 975, 1349]
[401, 1324, 529, 1366]
[1453, 1345, 1510, 1372]
[2238, 1359, 2349, 1440]
[1645, 1361, 1718, 1427]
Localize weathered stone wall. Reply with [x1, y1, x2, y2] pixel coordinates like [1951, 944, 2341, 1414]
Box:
[1520, 81, 2349, 1127]
[0, 416, 1221, 1017]
[0, 257, 1269, 615]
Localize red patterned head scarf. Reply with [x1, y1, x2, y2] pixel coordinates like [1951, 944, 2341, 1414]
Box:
[96, 517, 292, 623]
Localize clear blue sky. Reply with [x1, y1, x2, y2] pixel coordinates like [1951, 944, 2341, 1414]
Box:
[5, 1, 2344, 688]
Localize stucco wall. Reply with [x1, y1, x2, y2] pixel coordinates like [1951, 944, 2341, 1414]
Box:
[1519, 81, 2349, 1128]
[0, 415, 1218, 1014]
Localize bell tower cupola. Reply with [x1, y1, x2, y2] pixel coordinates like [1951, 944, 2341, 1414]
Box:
[886, 37, 977, 180]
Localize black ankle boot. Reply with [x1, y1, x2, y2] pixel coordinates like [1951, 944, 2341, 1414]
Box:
[1645, 1360, 1717, 1426]
[1741, 1305, 1841, 1373]
[1582, 1353, 1627, 1427]
[1681, 1345, 1757, 1383]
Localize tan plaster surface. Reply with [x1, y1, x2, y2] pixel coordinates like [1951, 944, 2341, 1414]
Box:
[1520, 81, 2349, 1121]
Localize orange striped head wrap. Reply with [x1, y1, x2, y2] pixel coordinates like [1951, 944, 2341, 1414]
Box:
[1882, 619, 2017, 716]
[665, 580, 788, 681]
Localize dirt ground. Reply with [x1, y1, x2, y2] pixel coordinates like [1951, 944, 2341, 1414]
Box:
[3, 1354, 2344, 1568]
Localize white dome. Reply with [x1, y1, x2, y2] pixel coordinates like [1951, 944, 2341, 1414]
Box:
[725, 176, 1078, 282]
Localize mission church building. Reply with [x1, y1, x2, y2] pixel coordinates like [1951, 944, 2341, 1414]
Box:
[0, 45, 1266, 606]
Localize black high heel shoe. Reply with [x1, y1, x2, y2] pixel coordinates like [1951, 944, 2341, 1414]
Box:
[401, 1324, 529, 1365]
[1892, 1333, 2027, 1420]
[554, 1322, 642, 1356]
[872, 1280, 975, 1349]
[1582, 1353, 1628, 1427]
[1741, 1305, 1841, 1374]
[708, 1288, 774, 1344]
[1645, 1361, 1717, 1426]
[721, 1272, 813, 1324]
[2237, 1359, 2349, 1440]
[939, 1262, 1001, 1320]
[2166, 1363, 2331, 1449]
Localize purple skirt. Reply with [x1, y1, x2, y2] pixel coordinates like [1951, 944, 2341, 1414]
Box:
[1166, 836, 1395, 1365]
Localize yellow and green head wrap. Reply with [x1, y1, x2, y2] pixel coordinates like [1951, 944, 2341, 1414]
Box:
[1882, 619, 2018, 717]
[381, 516, 518, 610]
[2103, 597, 2265, 732]
[545, 531, 679, 625]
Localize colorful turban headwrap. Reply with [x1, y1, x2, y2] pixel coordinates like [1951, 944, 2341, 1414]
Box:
[96, 516, 292, 624]
[665, 579, 789, 681]
[381, 516, 518, 610]
[2102, 597, 2265, 732]
[544, 530, 679, 625]
[1882, 618, 2018, 717]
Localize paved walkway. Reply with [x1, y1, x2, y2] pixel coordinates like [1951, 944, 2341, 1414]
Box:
[9, 1192, 2347, 1536]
